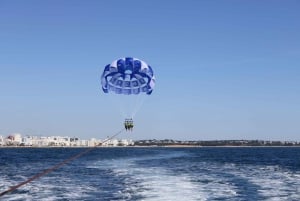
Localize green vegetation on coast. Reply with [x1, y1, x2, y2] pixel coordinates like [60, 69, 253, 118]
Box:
[134, 139, 300, 147]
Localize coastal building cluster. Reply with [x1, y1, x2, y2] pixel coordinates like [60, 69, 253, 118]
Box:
[0, 133, 134, 147]
[1, 134, 300, 147]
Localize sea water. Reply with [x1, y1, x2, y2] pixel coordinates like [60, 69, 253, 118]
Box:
[1, 147, 300, 200]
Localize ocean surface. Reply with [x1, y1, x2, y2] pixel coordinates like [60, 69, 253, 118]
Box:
[1, 147, 300, 201]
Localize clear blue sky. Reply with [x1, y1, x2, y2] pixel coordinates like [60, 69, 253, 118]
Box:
[1, 0, 300, 140]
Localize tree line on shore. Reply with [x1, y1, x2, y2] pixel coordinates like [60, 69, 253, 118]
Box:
[134, 139, 300, 146]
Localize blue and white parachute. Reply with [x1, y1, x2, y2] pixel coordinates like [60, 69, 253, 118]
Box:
[101, 57, 155, 95]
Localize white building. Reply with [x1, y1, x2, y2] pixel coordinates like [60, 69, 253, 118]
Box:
[100, 139, 133, 146]
[88, 138, 101, 146]
[22, 136, 33, 146]
[30, 136, 49, 147]
[14, 134, 22, 144]
[47, 136, 71, 146]
[78, 139, 89, 147]
[0, 135, 4, 146]
[101, 138, 119, 146]
[119, 139, 134, 146]
[68, 138, 88, 147]
[5, 133, 22, 146]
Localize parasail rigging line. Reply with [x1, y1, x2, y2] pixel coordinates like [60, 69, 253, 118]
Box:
[0, 128, 125, 197]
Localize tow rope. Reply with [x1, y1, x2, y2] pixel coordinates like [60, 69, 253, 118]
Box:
[0, 128, 125, 197]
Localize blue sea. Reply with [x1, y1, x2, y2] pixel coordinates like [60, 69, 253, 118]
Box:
[1, 147, 300, 201]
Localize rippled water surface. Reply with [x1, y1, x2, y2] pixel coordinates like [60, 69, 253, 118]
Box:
[1, 147, 300, 200]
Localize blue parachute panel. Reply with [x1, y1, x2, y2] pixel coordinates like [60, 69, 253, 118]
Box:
[101, 57, 155, 95]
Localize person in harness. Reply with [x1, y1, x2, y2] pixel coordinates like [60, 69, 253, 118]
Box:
[124, 118, 134, 131]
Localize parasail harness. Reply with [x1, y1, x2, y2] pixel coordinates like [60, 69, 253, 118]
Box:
[124, 118, 134, 131]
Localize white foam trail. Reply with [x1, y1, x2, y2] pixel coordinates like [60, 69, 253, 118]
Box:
[243, 167, 300, 201]
[212, 163, 300, 201]
[91, 153, 237, 201]
[0, 174, 97, 201]
[128, 167, 203, 201]
[3, 150, 300, 200]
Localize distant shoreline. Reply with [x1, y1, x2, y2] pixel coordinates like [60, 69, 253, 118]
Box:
[1, 145, 300, 148]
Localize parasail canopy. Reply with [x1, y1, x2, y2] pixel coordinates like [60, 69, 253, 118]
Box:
[101, 57, 155, 95]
